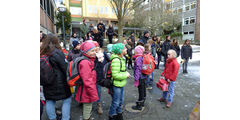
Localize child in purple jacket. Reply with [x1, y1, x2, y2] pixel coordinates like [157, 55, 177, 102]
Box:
[132, 45, 147, 111]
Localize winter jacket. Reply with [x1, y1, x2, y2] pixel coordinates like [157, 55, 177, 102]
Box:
[156, 42, 163, 55]
[151, 43, 157, 57]
[139, 36, 149, 44]
[110, 54, 128, 87]
[93, 32, 102, 43]
[97, 23, 106, 32]
[107, 27, 114, 37]
[95, 51, 110, 84]
[129, 35, 136, 48]
[170, 44, 180, 57]
[133, 55, 143, 81]
[161, 58, 179, 81]
[162, 40, 171, 56]
[181, 45, 192, 59]
[67, 48, 82, 62]
[80, 23, 88, 38]
[75, 54, 98, 103]
[42, 48, 71, 101]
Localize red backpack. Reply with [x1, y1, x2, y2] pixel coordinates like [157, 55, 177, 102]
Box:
[141, 53, 155, 75]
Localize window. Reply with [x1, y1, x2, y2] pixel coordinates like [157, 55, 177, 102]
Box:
[191, 3, 196, 9]
[100, 7, 104, 14]
[44, 0, 47, 11]
[190, 17, 196, 24]
[112, 8, 115, 14]
[50, 3, 54, 20]
[40, 0, 43, 6]
[88, 5, 92, 13]
[185, 18, 189, 25]
[184, 32, 188, 35]
[189, 31, 194, 34]
[105, 7, 108, 14]
[173, 9, 177, 14]
[185, 5, 190, 11]
[178, 8, 182, 13]
[94, 6, 97, 14]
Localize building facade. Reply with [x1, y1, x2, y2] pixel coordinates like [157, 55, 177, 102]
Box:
[40, 0, 57, 34]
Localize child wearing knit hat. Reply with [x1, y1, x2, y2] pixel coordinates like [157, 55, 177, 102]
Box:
[109, 43, 130, 120]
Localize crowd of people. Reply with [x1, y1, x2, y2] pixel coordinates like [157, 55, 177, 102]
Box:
[40, 21, 193, 120]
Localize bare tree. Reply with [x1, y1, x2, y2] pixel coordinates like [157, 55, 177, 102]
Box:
[109, 0, 145, 42]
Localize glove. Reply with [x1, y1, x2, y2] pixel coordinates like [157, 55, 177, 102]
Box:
[134, 80, 139, 87]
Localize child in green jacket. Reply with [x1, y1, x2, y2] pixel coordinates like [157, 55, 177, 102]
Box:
[109, 43, 131, 120]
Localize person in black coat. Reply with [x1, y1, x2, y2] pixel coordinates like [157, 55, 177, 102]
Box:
[40, 34, 72, 120]
[97, 21, 106, 38]
[170, 39, 180, 57]
[181, 39, 193, 73]
[156, 37, 163, 69]
[93, 28, 104, 48]
[129, 32, 136, 48]
[107, 24, 114, 44]
[67, 41, 82, 62]
[162, 35, 171, 66]
[139, 31, 150, 44]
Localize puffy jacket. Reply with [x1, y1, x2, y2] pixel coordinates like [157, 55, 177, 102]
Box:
[181, 45, 192, 59]
[110, 54, 128, 87]
[43, 48, 71, 100]
[161, 58, 179, 81]
[67, 48, 82, 62]
[139, 36, 149, 44]
[170, 44, 180, 57]
[133, 55, 143, 81]
[107, 27, 114, 36]
[75, 54, 98, 103]
[162, 40, 171, 56]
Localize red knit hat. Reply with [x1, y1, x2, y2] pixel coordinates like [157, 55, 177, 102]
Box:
[80, 42, 96, 53]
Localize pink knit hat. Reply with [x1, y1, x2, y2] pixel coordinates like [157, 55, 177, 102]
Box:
[134, 45, 145, 55]
[80, 41, 96, 53]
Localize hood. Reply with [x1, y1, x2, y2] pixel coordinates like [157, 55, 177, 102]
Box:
[132, 54, 143, 59]
[167, 58, 176, 63]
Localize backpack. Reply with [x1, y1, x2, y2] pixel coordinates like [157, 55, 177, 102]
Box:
[40, 55, 56, 86]
[141, 53, 156, 75]
[101, 58, 123, 88]
[66, 55, 93, 87]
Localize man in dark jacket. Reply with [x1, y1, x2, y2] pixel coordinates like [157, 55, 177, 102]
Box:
[107, 25, 114, 44]
[181, 40, 192, 73]
[162, 36, 171, 66]
[97, 21, 105, 38]
[129, 32, 136, 48]
[67, 41, 82, 62]
[139, 31, 150, 44]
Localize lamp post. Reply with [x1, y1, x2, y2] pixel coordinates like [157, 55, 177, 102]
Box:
[58, 5, 67, 49]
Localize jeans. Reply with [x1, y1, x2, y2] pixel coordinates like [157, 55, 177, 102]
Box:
[109, 86, 124, 117]
[96, 84, 101, 103]
[182, 58, 189, 72]
[146, 72, 154, 86]
[83, 103, 93, 119]
[162, 81, 176, 102]
[157, 53, 162, 68]
[138, 77, 146, 102]
[46, 96, 72, 120]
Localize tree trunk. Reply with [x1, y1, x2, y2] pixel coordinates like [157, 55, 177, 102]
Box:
[117, 20, 123, 43]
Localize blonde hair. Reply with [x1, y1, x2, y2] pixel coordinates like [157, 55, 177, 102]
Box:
[167, 49, 177, 58]
[93, 28, 98, 33]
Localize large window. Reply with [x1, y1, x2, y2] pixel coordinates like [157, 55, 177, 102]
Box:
[105, 7, 108, 14]
[100, 7, 104, 14]
[190, 17, 196, 24]
[184, 18, 189, 25]
[88, 5, 92, 13]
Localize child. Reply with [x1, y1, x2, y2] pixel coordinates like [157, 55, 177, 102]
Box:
[109, 43, 131, 120]
[106, 44, 113, 58]
[93, 41, 110, 115]
[144, 43, 154, 90]
[67, 41, 82, 62]
[181, 39, 192, 73]
[75, 42, 99, 120]
[158, 50, 180, 108]
[132, 45, 146, 111]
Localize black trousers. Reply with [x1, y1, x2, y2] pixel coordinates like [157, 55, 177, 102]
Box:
[108, 35, 113, 44]
[138, 77, 146, 102]
[40, 100, 43, 119]
[127, 56, 132, 68]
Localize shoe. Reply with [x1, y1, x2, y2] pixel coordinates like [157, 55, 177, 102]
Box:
[166, 102, 172, 108]
[109, 115, 118, 120]
[116, 113, 123, 120]
[146, 86, 152, 90]
[157, 98, 167, 103]
[56, 114, 62, 120]
[132, 101, 144, 111]
[97, 103, 103, 115]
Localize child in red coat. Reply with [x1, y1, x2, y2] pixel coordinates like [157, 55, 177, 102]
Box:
[158, 49, 179, 108]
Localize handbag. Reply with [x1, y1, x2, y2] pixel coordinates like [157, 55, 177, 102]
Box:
[156, 78, 169, 91]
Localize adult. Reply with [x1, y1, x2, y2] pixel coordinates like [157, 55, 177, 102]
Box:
[98, 25, 105, 39]
[129, 32, 136, 49]
[139, 31, 150, 44]
[40, 34, 72, 120]
[70, 32, 80, 47]
[92, 28, 103, 48]
[181, 39, 192, 73]
[170, 39, 180, 57]
[80, 19, 88, 40]
[156, 37, 163, 69]
[97, 21, 106, 37]
[162, 35, 171, 66]
[106, 24, 114, 44]
[89, 23, 94, 34]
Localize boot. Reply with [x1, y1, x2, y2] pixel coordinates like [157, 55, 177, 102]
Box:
[116, 113, 123, 120]
[132, 101, 143, 111]
[166, 102, 172, 108]
[109, 115, 118, 120]
[97, 103, 103, 115]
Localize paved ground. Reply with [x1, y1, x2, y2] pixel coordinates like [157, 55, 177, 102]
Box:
[41, 46, 200, 120]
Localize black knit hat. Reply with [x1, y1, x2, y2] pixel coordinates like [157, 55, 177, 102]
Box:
[72, 41, 80, 48]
